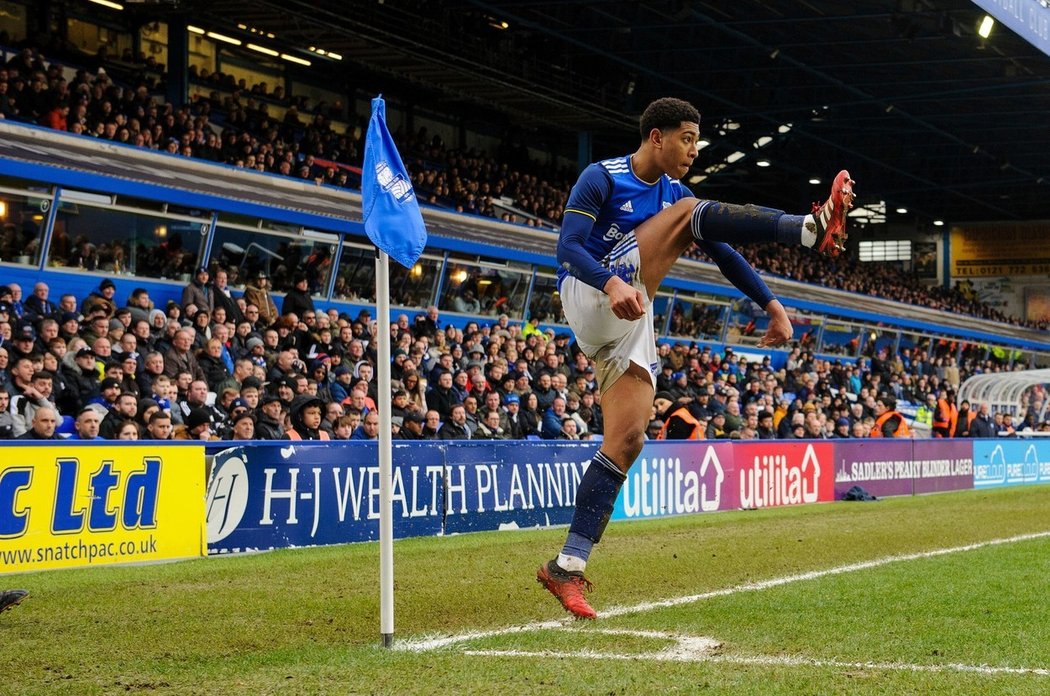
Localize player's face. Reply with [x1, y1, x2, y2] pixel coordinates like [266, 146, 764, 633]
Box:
[660, 121, 700, 178]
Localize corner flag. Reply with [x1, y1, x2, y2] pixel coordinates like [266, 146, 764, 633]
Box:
[362, 95, 427, 268]
[362, 94, 428, 649]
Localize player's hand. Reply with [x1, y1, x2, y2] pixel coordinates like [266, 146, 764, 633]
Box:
[758, 299, 793, 347]
[604, 276, 645, 321]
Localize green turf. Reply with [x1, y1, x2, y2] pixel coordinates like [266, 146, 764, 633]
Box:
[1, 486, 1048, 694]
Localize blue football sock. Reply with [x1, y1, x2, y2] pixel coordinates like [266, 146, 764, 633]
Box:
[560, 450, 627, 567]
[691, 201, 796, 245]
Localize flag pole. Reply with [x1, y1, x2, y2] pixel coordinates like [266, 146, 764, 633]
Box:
[376, 247, 395, 647]
[362, 93, 427, 647]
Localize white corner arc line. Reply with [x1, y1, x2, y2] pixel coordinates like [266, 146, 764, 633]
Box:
[395, 530, 1050, 653]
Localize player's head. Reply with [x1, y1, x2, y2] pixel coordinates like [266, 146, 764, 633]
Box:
[639, 98, 701, 178]
[639, 98, 700, 140]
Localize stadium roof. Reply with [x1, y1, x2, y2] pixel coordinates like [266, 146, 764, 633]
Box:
[175, 1, 1050, 227]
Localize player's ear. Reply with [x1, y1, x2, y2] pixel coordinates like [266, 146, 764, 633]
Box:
[647, 127, 664, 148]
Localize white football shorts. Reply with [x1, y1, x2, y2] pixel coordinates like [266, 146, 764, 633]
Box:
[560, 231, 658, 394]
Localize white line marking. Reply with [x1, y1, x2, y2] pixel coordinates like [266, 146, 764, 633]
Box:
[464, 649, 1050, 677]
[463, 628, 1050, 677]
[395, 530, 1050, 653]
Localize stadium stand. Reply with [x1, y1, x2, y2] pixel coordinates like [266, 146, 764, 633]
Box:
[0, 40, 1044, 330]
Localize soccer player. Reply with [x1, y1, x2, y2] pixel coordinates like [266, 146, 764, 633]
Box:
[536, 97, 854, 619]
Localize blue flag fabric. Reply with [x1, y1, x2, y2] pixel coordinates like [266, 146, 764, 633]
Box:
[362, 96, 428, 269]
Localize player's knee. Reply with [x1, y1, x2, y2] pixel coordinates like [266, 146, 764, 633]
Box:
[618, 426, 645, 463]
[668, 198, 699, 241]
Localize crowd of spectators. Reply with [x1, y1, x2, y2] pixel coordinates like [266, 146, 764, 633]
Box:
[0, 267, 1042, 444]
[0, 42, 1045, 331]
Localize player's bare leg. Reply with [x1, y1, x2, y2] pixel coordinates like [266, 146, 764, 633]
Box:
[537, 362, 653, 619]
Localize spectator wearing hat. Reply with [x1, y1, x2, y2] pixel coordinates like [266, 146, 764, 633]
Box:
[181, 266, 214, 315]
[397, 410, 427, 440]
[254, 394, 285, 440]
[174, 407, 219, 441]
[82, 279, 117, 316]
[646, 419, 664, 440]
[243, 271, 278, 327]
[832, 416, 852, 439]
[705, 412, 729, 440]
[503, 393, 525, 439]
[61, 347, 101, 411]
[23, 281, 57, 321]
[329, 364, 354, 403]
[281, 273, 315, 320]
[7, 324, 38, 363]
[225, 410, 255, 440]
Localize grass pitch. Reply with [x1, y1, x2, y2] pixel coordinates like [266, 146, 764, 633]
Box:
[2, 485, 1049, 694]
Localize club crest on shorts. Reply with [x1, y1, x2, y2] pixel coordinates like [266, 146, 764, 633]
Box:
[649, 362, 659, 374]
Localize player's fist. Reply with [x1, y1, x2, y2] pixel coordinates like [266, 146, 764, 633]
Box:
[758, 299, 793, 347]
[604, 276, 645, 321]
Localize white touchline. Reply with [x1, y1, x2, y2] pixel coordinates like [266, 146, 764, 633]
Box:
[462, 648, 1050, 677]
[396, 530, 1050, 653]
[462, 628, 1050, 676]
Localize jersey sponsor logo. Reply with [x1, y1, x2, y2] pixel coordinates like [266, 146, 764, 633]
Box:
[603, 223, 626, 241]
[662, 201, 672, 209]
[619, 200, 634, 213]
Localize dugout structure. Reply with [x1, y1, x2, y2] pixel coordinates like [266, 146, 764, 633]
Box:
[958, 369, 1050, 420]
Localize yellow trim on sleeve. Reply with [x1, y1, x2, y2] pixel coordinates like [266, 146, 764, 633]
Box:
[563, 208, 597, 221]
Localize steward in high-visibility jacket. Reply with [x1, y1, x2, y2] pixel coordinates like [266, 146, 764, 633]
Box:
[659, 403, 706, 440]
[871, 395, 911, 438]
[932, 390, 958, 438]
[915, 395, 936, 428]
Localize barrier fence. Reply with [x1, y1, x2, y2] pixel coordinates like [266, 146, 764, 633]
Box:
[1, 438, 1048, 573]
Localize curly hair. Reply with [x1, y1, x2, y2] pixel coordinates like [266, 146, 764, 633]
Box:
[639, 98, 700, 140]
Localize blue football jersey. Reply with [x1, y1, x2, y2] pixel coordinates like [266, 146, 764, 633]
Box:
[557, 155, 688, 287]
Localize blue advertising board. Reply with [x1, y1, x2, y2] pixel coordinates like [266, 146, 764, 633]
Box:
[206, 443, 444, 554]
[972, 439, 1050, 489]
[441, 441, 595, 534]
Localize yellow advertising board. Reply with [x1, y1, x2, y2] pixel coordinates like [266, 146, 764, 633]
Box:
[950, 223, 1050, 277]
[0, 445, 206, 574]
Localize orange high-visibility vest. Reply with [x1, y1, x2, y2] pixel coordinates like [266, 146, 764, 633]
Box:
[872, 411, 911, 438]
[659, 406, 705, 440]
[933, 398, 958, 437]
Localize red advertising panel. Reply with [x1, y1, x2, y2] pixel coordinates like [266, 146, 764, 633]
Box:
[732, 441, 835, 509]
